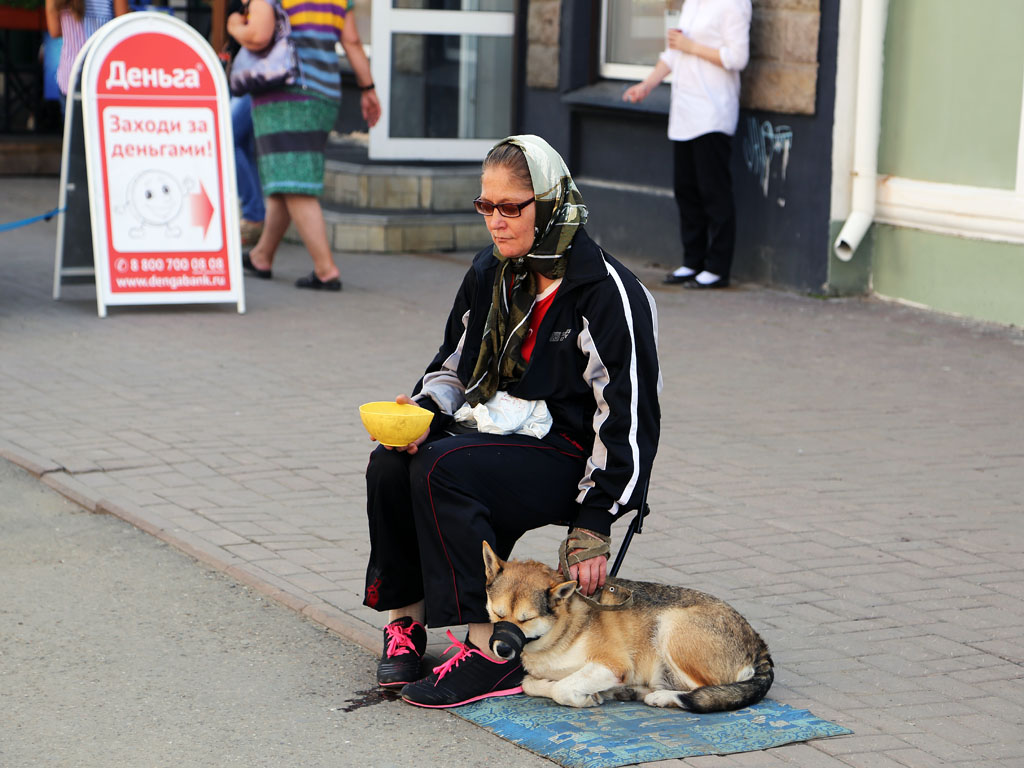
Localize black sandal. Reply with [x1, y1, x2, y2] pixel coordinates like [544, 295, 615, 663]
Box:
[683, 276, 730, 289]
[295, 271, 342, 292]
[242, 252, 272, 279]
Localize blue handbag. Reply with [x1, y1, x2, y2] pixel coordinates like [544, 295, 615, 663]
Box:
[229, 0, 301, 96]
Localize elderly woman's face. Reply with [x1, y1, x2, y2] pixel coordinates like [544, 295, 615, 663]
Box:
[480, 166, 536, 260]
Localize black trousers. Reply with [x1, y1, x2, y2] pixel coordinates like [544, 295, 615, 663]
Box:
[673, 132, 736, 279]
[363, 431, 586, 628]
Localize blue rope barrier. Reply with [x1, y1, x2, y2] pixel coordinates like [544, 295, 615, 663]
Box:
[0, 207, 66, 233]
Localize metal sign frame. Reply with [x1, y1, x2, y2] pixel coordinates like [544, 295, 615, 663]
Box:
[53, 43, 97, 298]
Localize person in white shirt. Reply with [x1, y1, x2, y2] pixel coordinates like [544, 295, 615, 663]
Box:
[624, 0, 751, 289]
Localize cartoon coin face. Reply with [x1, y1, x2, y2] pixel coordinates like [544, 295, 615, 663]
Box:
[129, 170, 183, 225]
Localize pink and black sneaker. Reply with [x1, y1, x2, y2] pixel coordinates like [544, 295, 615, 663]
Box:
[400, 630, 523, 708]
[377, 617, 427, 688]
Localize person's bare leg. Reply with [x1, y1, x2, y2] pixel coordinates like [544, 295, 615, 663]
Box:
[284, 193, 340, 281]
[468, 622, 499, 661]
[248, 193, 289, 270]
[388, 601, 425, 625]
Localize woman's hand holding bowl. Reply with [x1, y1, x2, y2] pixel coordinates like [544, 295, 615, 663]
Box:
[387, 394, 430, 454]
[359, 396, 432, 453]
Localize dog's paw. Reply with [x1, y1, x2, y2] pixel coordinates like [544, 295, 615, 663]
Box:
[610, 685, 649, 702]
[522, 676, 554, 698]
[644, 690, 683, 708]
[554, 690, 604, 708]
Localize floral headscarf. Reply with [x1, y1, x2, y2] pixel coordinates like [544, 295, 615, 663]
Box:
[465, 135, 588, 407]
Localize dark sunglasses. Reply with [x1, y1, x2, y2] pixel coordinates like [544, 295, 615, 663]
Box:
[473, 197, 535, 218]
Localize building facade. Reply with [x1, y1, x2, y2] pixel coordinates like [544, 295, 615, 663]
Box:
[504, 0, 1023, 326]
[8, 0, 1023, 325]
[516, 0, 835, 294]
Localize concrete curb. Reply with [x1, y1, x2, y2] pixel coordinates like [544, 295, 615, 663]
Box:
[0, 441, 62, 477]
[41, 471, 100, 513]
[1, 449, 383, 660]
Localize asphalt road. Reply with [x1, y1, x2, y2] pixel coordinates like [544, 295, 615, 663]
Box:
[0, 459, 548, 768]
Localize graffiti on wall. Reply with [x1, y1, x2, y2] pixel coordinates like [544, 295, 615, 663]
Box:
[742, 118, 793, 202]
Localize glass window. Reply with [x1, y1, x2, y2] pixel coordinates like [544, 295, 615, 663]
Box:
[601, 0, 680, 81]
[389, 33, 513, 140]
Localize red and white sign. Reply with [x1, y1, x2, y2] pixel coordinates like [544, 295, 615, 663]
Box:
[81, 13, 243, 316]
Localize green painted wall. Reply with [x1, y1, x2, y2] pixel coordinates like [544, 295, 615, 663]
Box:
[879, 0, 1024, 189]
[867, 1, 1024, 327]
[826, 219, 871, 296]
[872, 226, 1024, 327]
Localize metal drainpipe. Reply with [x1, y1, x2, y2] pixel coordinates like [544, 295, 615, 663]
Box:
[833, 0, 890, 262]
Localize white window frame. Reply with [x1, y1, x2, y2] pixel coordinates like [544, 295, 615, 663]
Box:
[369, 2, 515, 161]
[599, 0, 672, 82]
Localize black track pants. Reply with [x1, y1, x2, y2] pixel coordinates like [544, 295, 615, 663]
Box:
[363, 431, 585, 628]
[673, 131, 736, 279]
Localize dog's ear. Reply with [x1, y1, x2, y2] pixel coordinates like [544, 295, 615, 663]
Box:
[482, 540, 503, 585]
[549, 580, 577, 606]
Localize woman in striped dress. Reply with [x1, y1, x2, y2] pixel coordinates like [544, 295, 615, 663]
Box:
[46, 0, 130, 103]
[228, 0, 380, 291]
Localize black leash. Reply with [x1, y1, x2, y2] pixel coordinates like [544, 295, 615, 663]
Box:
[608, 478, 651, 578]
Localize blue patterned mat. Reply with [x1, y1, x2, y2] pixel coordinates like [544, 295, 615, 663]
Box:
[455, 695, 851, 768]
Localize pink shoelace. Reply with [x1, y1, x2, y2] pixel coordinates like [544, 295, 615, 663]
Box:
[384, 621, 418, 657]
[431, 630, 491, 683]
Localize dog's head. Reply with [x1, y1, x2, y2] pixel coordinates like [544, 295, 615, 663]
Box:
[482, 541, 577, 659]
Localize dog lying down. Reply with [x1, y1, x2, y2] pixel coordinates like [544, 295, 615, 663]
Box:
[482, 541, 774, 712]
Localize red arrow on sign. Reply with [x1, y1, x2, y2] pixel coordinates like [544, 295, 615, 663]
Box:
[191, 181, 214, 237]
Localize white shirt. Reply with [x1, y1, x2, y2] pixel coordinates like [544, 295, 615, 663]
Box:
[659, 0, 752, 141]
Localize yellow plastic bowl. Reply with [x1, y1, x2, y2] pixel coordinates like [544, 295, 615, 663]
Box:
[359, 401, 433, 447]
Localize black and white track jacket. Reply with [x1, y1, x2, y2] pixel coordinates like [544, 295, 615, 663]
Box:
[411, 228, 662, 535]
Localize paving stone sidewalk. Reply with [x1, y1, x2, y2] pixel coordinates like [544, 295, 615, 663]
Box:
[2, 176, 1023, 767]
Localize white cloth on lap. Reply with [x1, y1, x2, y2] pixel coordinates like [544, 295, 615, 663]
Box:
[453, 391, 552, 439]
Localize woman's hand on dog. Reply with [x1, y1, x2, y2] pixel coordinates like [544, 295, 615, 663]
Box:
[568, 548, 607, 597]
[372, 394, 430, 455]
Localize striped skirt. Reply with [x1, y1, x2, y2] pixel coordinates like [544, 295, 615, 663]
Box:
[251, 89, 338, 197]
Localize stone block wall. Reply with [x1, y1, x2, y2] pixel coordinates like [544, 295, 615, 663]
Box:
[526, 0, 562, 89]
[742, 0, 820, 114]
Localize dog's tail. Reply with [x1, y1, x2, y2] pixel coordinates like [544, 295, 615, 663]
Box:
[677, 646, 774, 713]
